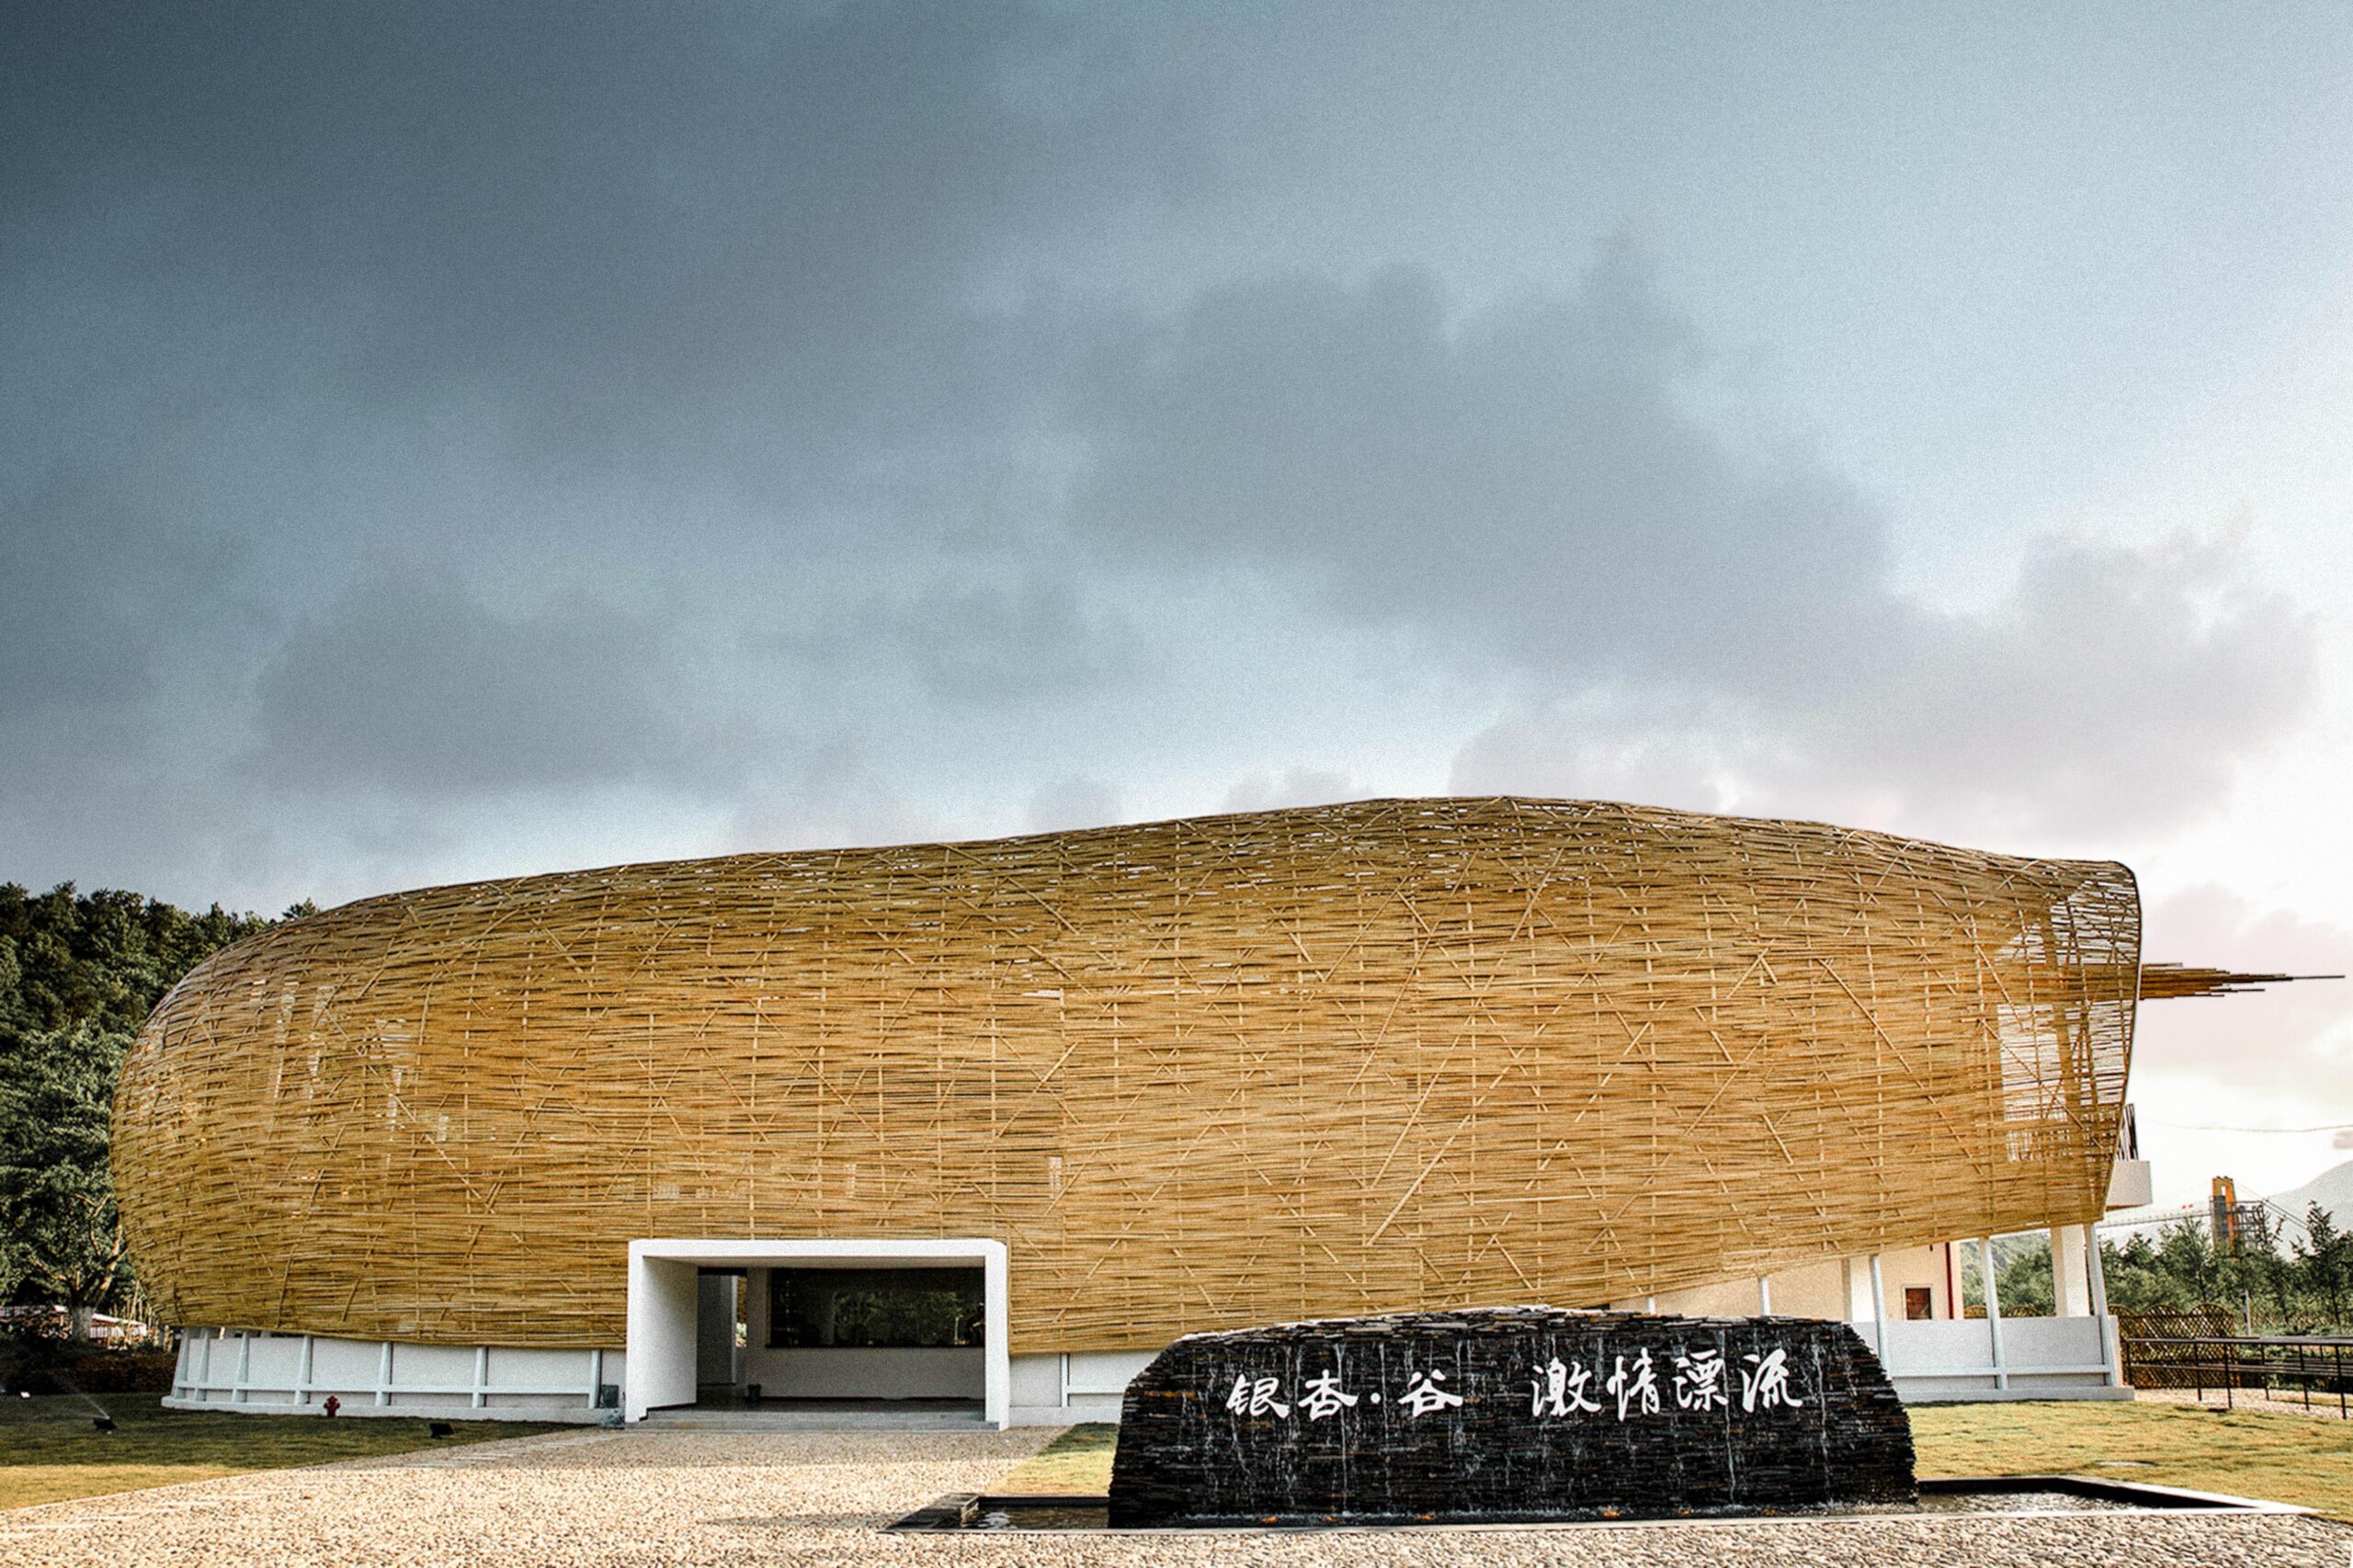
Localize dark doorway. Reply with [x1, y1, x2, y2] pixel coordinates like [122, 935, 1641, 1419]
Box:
[752, 1266, 986, 1405]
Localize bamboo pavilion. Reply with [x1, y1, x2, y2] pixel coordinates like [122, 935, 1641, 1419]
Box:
[114, 797, 2265, 1424]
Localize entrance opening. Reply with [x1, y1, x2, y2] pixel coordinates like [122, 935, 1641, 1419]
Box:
[755, 1265, 984, 1403]
[627, 1238, 1008, 1426]
[695, 1268, 745, 1400]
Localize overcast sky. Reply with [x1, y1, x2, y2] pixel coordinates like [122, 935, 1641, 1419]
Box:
[6, 1, 2349, 1205]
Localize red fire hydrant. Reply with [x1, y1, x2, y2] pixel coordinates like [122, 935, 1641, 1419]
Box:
[323, 1395, 341, 1417]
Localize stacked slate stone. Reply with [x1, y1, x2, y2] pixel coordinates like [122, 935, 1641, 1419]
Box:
[1108, 1306, 1915, 1528]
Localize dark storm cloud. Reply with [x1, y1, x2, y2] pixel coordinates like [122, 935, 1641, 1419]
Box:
[1064, 250, 2316, 833]
[249, 574, 740, 797]
[0, 469, 244, 717]
[1069, 248, 1896, 693]
[868, 577, 1134, 706]
[0, 0, 1192, 865]
[0, 0, 2328, 904]
[2, 0, 1190, 497]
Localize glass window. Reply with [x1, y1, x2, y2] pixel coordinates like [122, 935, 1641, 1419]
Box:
[767, 1267, 985, 1348]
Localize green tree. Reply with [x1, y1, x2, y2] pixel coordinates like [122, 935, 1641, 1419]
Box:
[2293, 1202, 2352, 1328]
[0, 883, 291, 1336]
[1995, 1239, 2055, 1316]
[0, 1025, 131, 1335]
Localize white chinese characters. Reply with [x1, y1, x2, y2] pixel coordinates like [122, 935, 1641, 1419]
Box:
[1672, 1347, 1728, 1411]
[1606, 1348, 1660, 1420]
[1225, 1374, 1290, 1418]
[1298, 1369, 1358, 1421]
[1529, 1356, 1602, 1417]
[1398, 1368, 1463, 1417]
[1215, 1341, 1807, 1432]
[1739, 1348, 1805, 1413]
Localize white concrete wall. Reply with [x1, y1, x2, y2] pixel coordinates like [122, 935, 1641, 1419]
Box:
[166, 1328, 621, 1420]
[627, 1254, 701, 1418]
[1009, 1349, 1154, 1426]
[1872, 1244, 1954, 1321]
[1642, 1257, 1850, 1320]
[168, 1310, 2118, 1426]
[1876, 1312, 2116, 1400]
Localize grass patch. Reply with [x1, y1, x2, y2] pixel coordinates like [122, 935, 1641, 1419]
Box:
[1912, 1399, 2353, 1520]
[993, 1403, 2353, 1518]
[1, 1394, 565, 1510]
[995, 1423, 1116, 1494]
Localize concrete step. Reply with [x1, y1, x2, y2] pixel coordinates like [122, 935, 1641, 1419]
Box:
[637, 1406, 994, 1432]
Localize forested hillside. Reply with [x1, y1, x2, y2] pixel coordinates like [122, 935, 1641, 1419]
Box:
[0, 883, 307, 1335]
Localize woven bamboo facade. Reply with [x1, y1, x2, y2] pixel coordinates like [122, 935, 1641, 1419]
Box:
[114, 797, 2141, 1353]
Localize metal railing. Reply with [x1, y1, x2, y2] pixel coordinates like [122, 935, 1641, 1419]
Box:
[2119, 1332, 2352, 1416]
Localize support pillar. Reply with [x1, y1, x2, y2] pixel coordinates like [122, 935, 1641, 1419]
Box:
[2051, 1223, 2090, 1315]
[1870, 1254, 1890, 1365]
[1978, 1236, 2007, 1390]
[2086, 1224, 2121, 1386]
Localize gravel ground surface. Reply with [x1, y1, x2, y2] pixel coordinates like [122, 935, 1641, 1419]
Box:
[4, 1427, 2348, 1568]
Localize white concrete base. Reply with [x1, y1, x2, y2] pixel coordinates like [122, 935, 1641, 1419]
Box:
[165, 1328, 620, 1421]
[167, 1302, 2133, 1426]
[1893, 1381, 2136, 1403]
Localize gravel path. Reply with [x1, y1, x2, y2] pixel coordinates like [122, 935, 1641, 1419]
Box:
[3, 1427, 2347, 1568]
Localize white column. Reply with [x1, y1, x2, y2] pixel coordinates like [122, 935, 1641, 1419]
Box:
[297, 1335, 314, 1407]
[2086, 1225, 2121, 1386]
[2050, 1224, 2090, 1316]
[1978, 1236, 2007, 1390]
[1842, 1256, 1873, 1321]
[983, 1243, 1010, 1429]
[1870, 1255, 1891, 1365]
[1756, 1276, 1773, 1314]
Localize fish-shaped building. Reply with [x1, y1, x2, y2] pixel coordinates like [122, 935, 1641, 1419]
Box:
[115, 797, 2264, 1424]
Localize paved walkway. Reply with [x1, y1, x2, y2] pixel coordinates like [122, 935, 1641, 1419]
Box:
[3, 1428, 2347, 1567]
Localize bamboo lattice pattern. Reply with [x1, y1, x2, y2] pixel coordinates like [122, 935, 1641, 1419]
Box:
[114, 797, 2140, 1353]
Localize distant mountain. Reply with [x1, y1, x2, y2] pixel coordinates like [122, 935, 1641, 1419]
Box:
[2097, 1157, 2353, 1242]
[2264, 1157, 2353, 1231]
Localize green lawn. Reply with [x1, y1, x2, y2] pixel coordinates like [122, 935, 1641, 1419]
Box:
[996, 1421, 1119, 1494]
[995, 1403, 2353, 1519]
[1, 1394, 564, 1510]
[1913, 1399, 2353, 1520]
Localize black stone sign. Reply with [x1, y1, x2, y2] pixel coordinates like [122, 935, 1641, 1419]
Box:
[1108, 1306, 1915, 1527]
